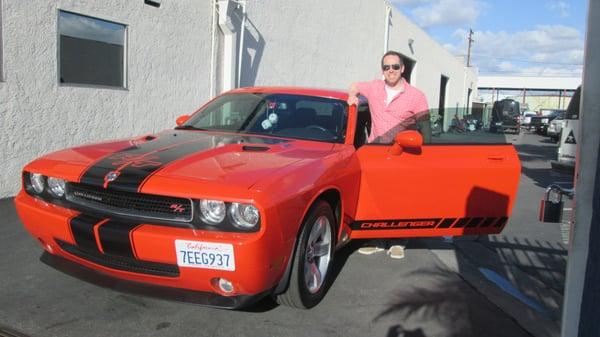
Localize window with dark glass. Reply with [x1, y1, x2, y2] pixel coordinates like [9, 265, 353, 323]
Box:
[58, 10, 126, 88]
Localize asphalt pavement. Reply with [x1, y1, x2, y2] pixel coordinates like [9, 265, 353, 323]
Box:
[0, 130, 572, 337]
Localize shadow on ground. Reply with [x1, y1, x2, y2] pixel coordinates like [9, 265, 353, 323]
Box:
[478, 235, 568, 295]
[372, 261, 532, 337]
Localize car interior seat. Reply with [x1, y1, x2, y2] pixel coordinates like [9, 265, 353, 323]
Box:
[354, 104, 372, 148]
[291, 107, 318, 128]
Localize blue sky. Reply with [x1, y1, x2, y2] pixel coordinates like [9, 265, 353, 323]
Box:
[392, 0, 587, 77]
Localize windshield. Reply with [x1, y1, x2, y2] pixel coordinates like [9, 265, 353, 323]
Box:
[181, 93, 347, 143]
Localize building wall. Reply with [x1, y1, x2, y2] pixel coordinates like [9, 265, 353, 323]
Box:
[238, 0, 384, 89]
[0, 0, 476, 198]
[238, 0, 475, 109]
[0, 1, 213, 198]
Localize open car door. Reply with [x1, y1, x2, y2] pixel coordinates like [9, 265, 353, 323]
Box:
[350, 131, 521, 239]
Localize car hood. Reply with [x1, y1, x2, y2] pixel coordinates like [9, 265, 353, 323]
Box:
[29, 130, 335, 193]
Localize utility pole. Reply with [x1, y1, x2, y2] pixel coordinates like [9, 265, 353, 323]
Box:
[467, 29, 474, 67]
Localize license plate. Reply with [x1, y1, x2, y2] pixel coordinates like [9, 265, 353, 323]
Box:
[175, 240, 235, 271]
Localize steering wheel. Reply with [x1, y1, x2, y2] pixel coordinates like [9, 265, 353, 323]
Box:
[306, 125, 328, 132]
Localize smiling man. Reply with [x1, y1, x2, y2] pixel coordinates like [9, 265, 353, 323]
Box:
[348, 50, 430, 144]
[348, 50, 431, 258]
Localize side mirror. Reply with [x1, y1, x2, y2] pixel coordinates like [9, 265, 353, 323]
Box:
[389, 130, 423, 155]
[176, 115, 190, 126]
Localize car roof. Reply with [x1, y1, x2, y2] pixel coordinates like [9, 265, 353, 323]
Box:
[228, 87, 348, 101]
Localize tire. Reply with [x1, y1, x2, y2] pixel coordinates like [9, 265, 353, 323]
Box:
[276, 200, 335, 309]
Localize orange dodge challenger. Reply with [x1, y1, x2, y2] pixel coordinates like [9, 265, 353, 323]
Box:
[15, 87, 520, 309]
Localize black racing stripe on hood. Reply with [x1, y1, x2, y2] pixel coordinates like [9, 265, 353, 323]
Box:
[79, 131, 203, 188]
[106, 136, 217, 193]
[69, 214, 104, 253]
[80, 131, 292, 193]
[97, 220, 140, 258]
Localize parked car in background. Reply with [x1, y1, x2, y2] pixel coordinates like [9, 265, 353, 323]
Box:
[530, 109, 565, 135]
[521, 111, 537, 130]
[547, 112, 566, 142]
[489, 99, 521, 134]
[552, 86, 581, 172]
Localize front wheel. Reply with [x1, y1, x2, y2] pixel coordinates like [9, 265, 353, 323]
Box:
[276, 200, 335, 309]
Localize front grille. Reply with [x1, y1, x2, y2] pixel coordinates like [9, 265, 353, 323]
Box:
[66, 183, 193, 222]
[56, 239, 180, 277]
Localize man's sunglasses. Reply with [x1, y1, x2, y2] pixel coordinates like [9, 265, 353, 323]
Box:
[382, 64, 401, 71]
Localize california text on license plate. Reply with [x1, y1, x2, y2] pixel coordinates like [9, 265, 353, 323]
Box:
[175, 240, 235, 271]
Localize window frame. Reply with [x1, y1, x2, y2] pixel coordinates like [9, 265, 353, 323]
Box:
[56, 9, 128, 90]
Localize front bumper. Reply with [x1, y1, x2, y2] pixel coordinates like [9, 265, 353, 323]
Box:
[39, 251, 268, 308]
[15, 191, 288, 307]
[547, 126, 561, 137]
[491, 122, 519, 132]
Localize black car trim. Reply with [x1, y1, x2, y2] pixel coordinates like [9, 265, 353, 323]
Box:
[69, 214, 104, 253]
[351, 216, 507, 231]
[350, 218, 442, 230]
[97, 220, 141, 258]
[56, 239, 180, 277]
[40, 252, 268, 309]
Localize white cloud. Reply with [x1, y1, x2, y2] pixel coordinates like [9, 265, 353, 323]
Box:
[549, 1, 570, 17]
[396, 0, 483, 28]
[497, 62, 515, 72]
[447, 25, 584, 76]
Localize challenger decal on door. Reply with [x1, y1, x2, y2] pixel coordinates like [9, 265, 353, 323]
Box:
[351, 144, 520, 239]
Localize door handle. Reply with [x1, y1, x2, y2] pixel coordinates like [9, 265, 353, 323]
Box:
[487, 157, 505, 161]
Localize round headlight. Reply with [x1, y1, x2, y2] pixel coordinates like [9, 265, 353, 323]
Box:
[229, 203, 259, 229]
[30, 173, 45, 194]
[199, 199, 226, 225]
[47, 177, 66, 198]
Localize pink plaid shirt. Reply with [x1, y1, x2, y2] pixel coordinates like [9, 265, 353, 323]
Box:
[358, 79, 429, 143]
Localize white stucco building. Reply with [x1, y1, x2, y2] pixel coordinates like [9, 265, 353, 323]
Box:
[0, 0, 477, 198]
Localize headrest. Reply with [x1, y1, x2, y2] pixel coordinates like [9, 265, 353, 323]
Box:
[296, 107, 317, 119]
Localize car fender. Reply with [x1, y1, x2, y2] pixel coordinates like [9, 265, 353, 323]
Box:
[272, 186, 341, 294]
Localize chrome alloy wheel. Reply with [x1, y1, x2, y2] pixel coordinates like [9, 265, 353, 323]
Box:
[304, 215, 332, 294]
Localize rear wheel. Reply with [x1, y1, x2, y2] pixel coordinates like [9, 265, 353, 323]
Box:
[276, 200, 335, 309]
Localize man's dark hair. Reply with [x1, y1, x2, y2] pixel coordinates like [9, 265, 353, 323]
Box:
[381, 51, 404, 68]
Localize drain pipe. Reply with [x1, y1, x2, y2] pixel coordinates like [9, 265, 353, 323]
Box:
[209, 0, 218, 98]
[217, 0, 236, 92]
[236, 0, 246, 88]
[384, 2, 392, 53]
